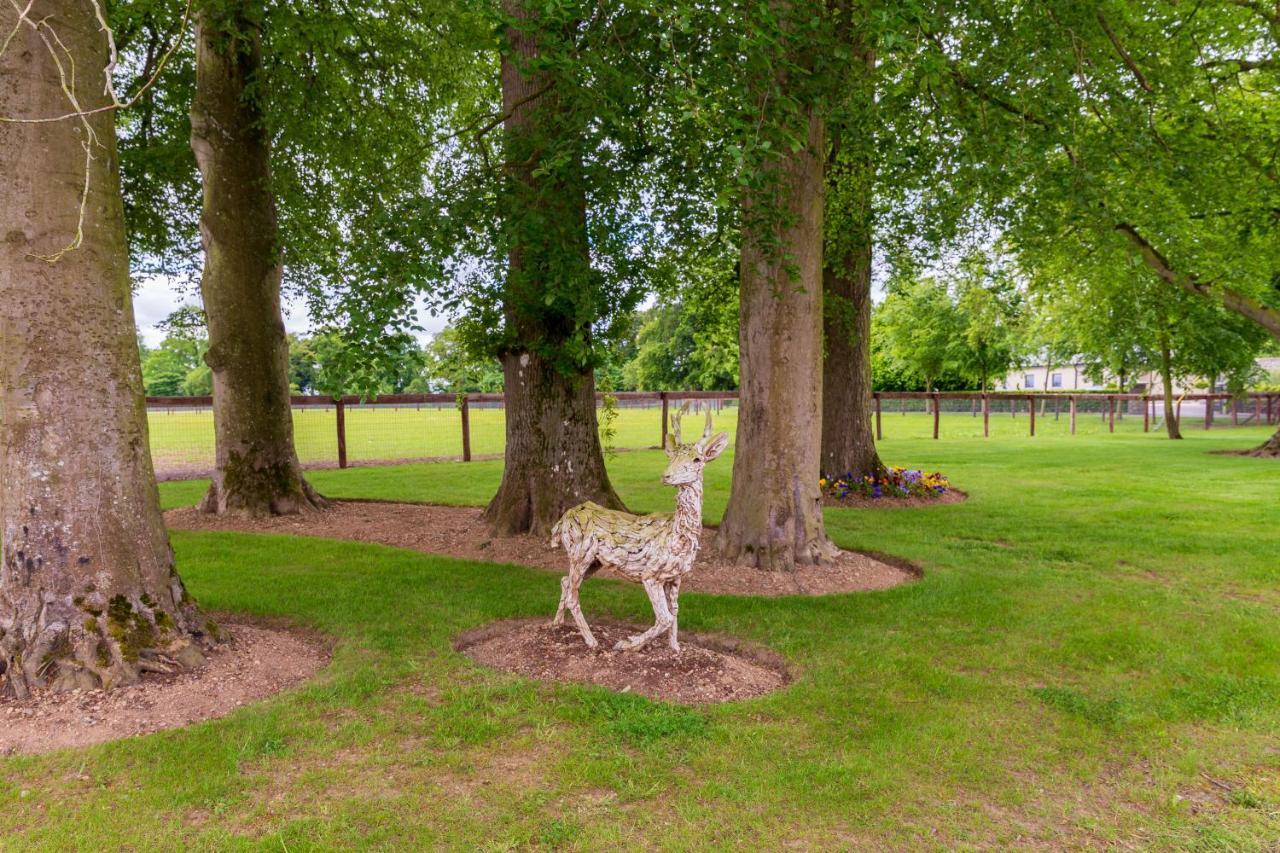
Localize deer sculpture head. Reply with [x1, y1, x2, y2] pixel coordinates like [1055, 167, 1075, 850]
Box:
[662, 406, 730, 486]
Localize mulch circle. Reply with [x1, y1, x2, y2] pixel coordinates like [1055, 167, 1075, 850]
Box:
[454, 618, 790, 704]
[0, 619, 330, 756]
[167, 501, 922, 597]
[821, 488, 968, 510]
[1208, 448, 1280, 459]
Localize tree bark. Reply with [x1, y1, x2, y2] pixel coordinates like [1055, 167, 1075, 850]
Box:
[482, 1, 624, 536]
[822, 257, 883, 479]
[717, 108, 836, 570]
[485, 350, 622, 536]
[821, 38, 884, 481]
[1159, 332, 1182, 440]
[0, 0, 213, 697]
[190, 2, 324, 516]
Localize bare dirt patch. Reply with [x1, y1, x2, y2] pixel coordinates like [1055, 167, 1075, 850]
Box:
[166, 501, 918, 596]
[822, 488, 968, 510]
[0, 621, 329, 756]
[455, 618, 789, 704]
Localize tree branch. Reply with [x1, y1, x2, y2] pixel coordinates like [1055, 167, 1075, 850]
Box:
[1114, 222, 1280, 338]
[1096, 11, 1154, 92]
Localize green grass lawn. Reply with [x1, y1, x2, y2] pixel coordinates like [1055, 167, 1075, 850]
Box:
[6, 426, 1280, 848]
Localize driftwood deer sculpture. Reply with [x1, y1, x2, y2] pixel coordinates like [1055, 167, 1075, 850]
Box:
[550, 406, 729, 651]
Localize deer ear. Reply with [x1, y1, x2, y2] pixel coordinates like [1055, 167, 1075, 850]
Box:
[664, 433, 677, 457]
[702, 431, 730, 461]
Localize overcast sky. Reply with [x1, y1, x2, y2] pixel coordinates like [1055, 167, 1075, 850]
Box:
[132, 275, 449, 346]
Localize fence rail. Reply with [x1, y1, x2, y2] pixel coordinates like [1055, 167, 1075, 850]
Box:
[144, 390, 1279, 480]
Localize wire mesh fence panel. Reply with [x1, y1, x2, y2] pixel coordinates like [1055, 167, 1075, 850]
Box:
[146, 406, 215, 478]
[291, 406, 339, 464]
[467, 402, 507, 456]
[343, 403, 465, 464]
[145, 391, 1276, 479]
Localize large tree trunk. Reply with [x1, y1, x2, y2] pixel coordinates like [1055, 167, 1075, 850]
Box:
[821, 38, 883, 481]
[821, 259, 883, 479]
[485, 351, 622, 536]
[717, 108, 836, 570]
[0, 0, 212, 697]
[482, 1, 624, 536]
[191, 2, 323, 516]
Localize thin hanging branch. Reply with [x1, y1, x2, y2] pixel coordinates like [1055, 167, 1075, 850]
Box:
[0, 0, 193, 124]
[0, 0, 193, 262]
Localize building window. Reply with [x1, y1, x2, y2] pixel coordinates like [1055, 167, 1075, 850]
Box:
[1025, 374, 1036, 389]
[1051, 373, 1063, 388]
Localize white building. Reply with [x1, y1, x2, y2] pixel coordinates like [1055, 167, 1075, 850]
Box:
[1000, 356, 1280, 394]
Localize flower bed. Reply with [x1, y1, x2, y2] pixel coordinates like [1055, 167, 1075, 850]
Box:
[821, 467, 951, 501]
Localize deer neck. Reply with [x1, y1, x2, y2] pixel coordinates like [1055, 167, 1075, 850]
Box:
[672, 479, 704, 544]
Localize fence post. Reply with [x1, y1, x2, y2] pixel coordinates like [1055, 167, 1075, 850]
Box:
[1069, 396, 1077, 435]
[1108, 396, 1115, 433]
[1029, 395, 1035, 436]
[1269, 395, 1275, 425]
[460, 395, 472, 462]
[660, 391, 669, 448]
[932, 393, 940, 439]
[874, 393, 882, 441]
[982, 394, 990, 438]
[1143, 395, 1150, 432]
[335, 397, 348, 469]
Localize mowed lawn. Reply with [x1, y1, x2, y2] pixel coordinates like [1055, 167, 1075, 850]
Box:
[5, 426, 1280, 848]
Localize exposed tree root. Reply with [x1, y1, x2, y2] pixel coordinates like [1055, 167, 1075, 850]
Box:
[0, 589, 216, 699]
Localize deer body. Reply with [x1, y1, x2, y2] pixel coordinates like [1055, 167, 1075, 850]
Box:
[550, 409, 729, 651]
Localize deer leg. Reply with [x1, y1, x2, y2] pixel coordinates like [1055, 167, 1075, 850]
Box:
[614, 579, 673, 652]
[665, 579, 682, 652]
[566, 562, 599, 649]
[552, 575, 571, 626]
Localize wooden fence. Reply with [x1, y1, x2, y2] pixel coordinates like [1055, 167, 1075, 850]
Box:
[145, 390, 1280, 470]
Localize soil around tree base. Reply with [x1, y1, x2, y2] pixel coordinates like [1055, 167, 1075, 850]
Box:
[455, 618, 789, 704]
[167, 501, 919, 596]
[1209, 448, 1280, 459]
[821, 488, 968, 510]
[0, 620, 329, 756]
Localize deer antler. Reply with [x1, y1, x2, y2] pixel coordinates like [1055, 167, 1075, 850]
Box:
[671, 402, 690, 444]
[702, 409, 713, 441]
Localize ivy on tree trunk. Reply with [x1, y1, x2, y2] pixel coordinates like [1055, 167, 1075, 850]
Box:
[0, 0, 213, 697]
[821, 6, 883, 480]
[481, 1, 624, 536]
[717, 108, 837, 571]
[190, 1, 324, 516]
